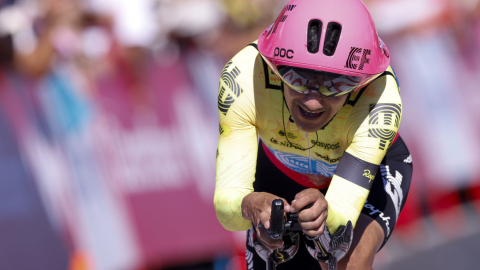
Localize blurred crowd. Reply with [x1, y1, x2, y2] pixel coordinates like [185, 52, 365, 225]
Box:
[1, 0, 480, 269]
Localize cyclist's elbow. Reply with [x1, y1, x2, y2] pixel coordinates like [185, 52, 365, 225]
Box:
[214, 193, 251, 231]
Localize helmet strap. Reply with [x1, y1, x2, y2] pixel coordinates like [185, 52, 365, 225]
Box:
[343, 93, 352, 107]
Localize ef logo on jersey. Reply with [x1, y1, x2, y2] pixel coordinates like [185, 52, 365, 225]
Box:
[218, 61, 243, 115]
[345, 47, 371, 71]
[368, 103, 402, 150]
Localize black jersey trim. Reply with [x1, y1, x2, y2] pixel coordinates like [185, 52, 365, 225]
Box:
[383, 71, 395, 78]
[346, 87, 366, 107]
[248, 43, 282, 90]
[334, 152, 378, 190]
[262, 60, 282, 90]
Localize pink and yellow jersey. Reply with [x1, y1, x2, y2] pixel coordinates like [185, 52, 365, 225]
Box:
[214, 42, 401, 232]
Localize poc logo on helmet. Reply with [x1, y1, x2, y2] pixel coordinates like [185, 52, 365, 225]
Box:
[274, 47, 294, 59]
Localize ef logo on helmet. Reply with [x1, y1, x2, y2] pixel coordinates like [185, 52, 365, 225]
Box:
[274, 47, 294, 59]
[345, 47, 371, 71]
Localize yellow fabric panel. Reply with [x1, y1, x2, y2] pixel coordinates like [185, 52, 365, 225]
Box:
[326, 67, 401, 232]
[215, 45, 264, 231]
[345, 67, 401, 165]
[325, 176, 369, 233]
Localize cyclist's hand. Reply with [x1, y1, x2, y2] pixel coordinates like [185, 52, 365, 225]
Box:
[304, 221, 354, 268]
[291, 188, 328, 237]
[242, 192, 291, 250]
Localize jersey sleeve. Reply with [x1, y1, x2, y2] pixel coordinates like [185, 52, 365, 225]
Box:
[214, 45, 265, 231]
[325, 68, 402, 232]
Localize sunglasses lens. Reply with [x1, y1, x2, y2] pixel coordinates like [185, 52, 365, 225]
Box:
[278, 67, 361, 96]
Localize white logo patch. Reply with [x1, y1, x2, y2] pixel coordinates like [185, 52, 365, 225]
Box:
[364, 201, 391, 236]
[380, 165, 404, 219]
[403, 154, 412, 164]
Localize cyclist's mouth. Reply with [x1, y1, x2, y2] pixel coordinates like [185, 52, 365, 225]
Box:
[298, 105, 324, 119]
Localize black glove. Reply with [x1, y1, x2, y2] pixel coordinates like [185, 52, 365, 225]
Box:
[304, 221, 353, 270]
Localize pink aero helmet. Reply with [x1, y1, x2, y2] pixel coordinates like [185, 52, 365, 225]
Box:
[258, 0, 390, 97]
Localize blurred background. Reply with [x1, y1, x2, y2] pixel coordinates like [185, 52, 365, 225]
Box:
[0, 0, 480, 269]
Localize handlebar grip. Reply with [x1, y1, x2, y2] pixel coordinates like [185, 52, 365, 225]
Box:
[269, 199, 285, 239]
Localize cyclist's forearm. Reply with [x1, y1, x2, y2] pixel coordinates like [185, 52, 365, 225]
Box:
[324, 177, 369, 233]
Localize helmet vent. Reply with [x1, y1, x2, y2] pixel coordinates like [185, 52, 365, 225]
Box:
[307, 20, 323, 54]
[323, 22, 342, 56]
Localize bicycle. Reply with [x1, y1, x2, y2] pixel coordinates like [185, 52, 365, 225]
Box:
[254, 199, 352, 270]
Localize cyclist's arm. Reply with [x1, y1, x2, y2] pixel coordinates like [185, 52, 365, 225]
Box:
[325, 68, 401, 233]
[214, 46, 265, 231]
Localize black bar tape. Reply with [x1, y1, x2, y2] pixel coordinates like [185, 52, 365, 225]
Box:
[269, 199, 285, 239]
[334, 152, 378, 190]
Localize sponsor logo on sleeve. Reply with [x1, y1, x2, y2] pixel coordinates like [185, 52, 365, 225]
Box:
[368, 103, 402, 150]
[381, 164, 404, 219]
[403, 155, 412, 164]
[218, 61, 243, 115]
[363, 169, 375, 182]
[364, 201, 392, 236]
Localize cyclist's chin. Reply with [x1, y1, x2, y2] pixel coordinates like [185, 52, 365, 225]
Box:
[295, 120, 328, 133]
[292, 107, 331, 133]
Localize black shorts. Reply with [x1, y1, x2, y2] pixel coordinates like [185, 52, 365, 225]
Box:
[246, 136, 413, 270]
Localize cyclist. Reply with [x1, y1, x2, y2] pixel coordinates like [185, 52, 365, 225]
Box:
[214, 0, 412, 269]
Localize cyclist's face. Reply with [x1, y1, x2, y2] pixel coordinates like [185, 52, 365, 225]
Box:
[283, 85, 348, 132]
